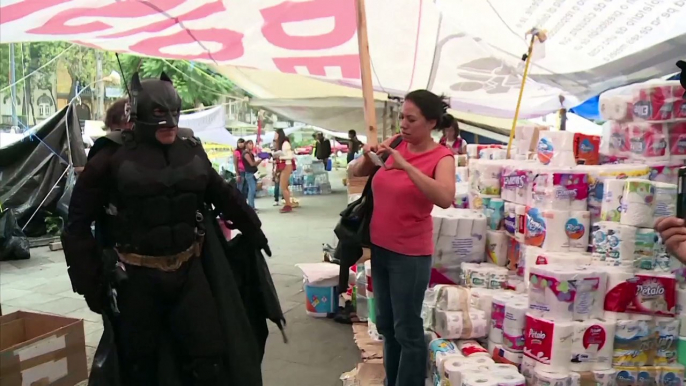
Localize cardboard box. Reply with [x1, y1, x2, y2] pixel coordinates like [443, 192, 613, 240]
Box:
[0, 311, 88, 386]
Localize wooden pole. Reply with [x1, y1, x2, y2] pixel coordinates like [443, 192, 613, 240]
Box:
[356, 0, 378, 146]
[505, 34, 537, 159]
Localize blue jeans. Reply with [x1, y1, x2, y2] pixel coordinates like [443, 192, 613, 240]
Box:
[245, 172, 257, 208]
[371, 245, 431, 386]
[237, 172, 248, 198]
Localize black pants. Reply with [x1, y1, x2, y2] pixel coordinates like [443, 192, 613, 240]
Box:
[335, 241, 363, 299]
[116, 257, 226, 386]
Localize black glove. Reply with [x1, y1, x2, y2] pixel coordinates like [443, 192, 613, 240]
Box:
[245, 229, 272, 257]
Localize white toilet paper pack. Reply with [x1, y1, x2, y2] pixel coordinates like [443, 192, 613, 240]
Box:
[569, 319, 615, 371]
[503, 300, 528, 352]
[432, 208, 488, 269]
[528, 265, 606, 322]
[441, 357, 491, 386]
[620, 179, 656, 228]
[486, 230, 508, 267]
[490, 292, 516, 344]
[653, 181, 677, 221]
[600, 179, 625, 222]
[613, 319, 655, 366]
[591, 221, 652, 269]
[434, 308, 488, 339]
[435, 285, 469, 312]
[537, 131, 576, 167]
[524, 314, 574, 372]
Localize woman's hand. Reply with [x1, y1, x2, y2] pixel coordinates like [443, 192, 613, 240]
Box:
[379, 144, 410, 171]
[655, 217, 686, 262]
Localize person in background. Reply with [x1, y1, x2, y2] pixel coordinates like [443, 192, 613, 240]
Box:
[104, 98, 133, 131]
[242, 140, 263, 212]
[271, 138, 283, 207]
[439, 119, 466, 154]
[314, 132, 332, 169]
[349, 89, 456, 386]
[274, 129, 295, 213]
[234, 138, 247, 197]
[347, 129, 363, 164]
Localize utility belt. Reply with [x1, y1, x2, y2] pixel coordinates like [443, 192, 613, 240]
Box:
[116, 211, 206, 272]
[116, 238, 204, 272]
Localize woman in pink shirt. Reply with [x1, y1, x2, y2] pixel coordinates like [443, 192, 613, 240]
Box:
[350, 90, 456, 386]
[439, 119, 467, 155]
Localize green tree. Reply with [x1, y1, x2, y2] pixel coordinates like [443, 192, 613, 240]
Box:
[117, 55, 239, 110]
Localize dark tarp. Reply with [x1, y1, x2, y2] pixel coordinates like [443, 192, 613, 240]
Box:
[0, 105, 87, 235]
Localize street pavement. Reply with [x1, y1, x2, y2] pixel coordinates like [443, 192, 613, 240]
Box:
[0, 169, 360, 386]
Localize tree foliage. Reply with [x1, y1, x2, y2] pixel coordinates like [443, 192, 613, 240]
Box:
[116, 55, 239, 109]
[1, 42, 240, 117]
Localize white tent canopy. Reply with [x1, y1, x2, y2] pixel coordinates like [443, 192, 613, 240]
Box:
[2, 0, 684, 118]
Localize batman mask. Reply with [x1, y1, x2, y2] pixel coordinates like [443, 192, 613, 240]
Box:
[129, 72, 182, 143]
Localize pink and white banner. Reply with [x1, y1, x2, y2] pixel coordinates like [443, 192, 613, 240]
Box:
[1, 0, 685, 118]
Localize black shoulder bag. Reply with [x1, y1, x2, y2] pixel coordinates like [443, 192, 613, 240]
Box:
[334, 136, 403, 248]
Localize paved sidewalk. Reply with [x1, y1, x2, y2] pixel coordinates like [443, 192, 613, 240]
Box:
[0, 170, 359, 386]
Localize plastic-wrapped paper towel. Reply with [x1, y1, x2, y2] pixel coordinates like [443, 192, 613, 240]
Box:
[528, 265, 606, 321]
[432, 208, 488, 269]
[537, 131, 577, 167]
[524, 314, 574, 372]
[434, 308, 489, 339]
[620, 178, 655, 228]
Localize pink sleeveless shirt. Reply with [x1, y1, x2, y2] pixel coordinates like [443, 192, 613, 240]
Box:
[369, 141, 453, 256]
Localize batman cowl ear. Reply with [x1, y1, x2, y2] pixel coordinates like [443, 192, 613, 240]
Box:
[130, 72, 143, 92]
[160, 71, 173, 84]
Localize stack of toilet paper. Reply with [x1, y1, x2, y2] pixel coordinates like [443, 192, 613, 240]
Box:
[431, 208, 488, 278]
[531, 169, 589, 211]
[461, 262, 509, 289]
[523, 206, 592, 253]
[536, 130, 577, 167]
[468, 159, 504, 209]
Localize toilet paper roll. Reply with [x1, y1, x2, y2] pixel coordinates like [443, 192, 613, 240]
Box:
[434, 309, 489, 339]
[458, 339, 490, 357]
[486, 230, 508, 267]
[677, 287, 686, 315]
[660, 363, 686, 386]
[653, 181, 677, 220]
[521, 355, 538, 383]
[529, 265, 606, 321]
[515, 204, 527, 242]
[613, 319, 656, 366]
[503, 300, 528, 352]
[591, 222, 639, 269]
[487, 265, 509, 290]
[637, 366, 659, 385]
[443, 358, 491, 386]
[541, 210, 571, 252]
[570, 319, 616, 371]
[620, 179, 655, 227]
[461, 374, 499, 386]
[566, 211, 591, 252]
[428, 338, 461, 381]
[487, 198, 505, 230]
[491, 292, 516, 344]
[592, 368, 618, 386]
[533, 368, 570, 386]
[436, 285, 469, 311]
[489, 340, 524, 367]
[524, 314, 574, 372]
[492, 372, 526, 385]
[655, 317, 679, 365]
[600, 179, 625, 222]
[489, 363, 520, 374]
[614, 366, 638, 386]
[456, 166, 469, 183]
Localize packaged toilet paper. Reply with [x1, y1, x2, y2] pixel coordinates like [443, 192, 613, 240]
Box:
[428, 338, 462, 382]
[653, 181, 677, 221]
[524, 314, 574, 372]
[457, 339, 489, 357]
[502, 300, 528, 352]
[441, 357, 491, 386]
[537, 131, 577, 167]
[614, 366, 638, 386]
[569, 319, 616, 371]
[488, 339, 524, 368]
[524, 207, 569, 251]
[490, 292, 517, 344]
[486, 230, 508, 267]
[626, 272, 677, 317]
[533, 368, 570, 386]
[620, 179, 656, 228]
[600, 179, 625, 222]
[613, 319, 656, 366]
[591, 221, 646, 269]
[655, 317, 679, 365]
[435, 285, 470, 311]
[432, 208, 488, 269]
[660, 363, 686, 386]
[528, 265, 606, 321]
[434, 308, 488, 339]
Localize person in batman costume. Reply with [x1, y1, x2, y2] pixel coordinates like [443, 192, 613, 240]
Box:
[61, 72, 282, 386]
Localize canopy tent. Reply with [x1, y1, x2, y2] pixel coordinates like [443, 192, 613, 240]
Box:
[2, 1, 684, 118]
